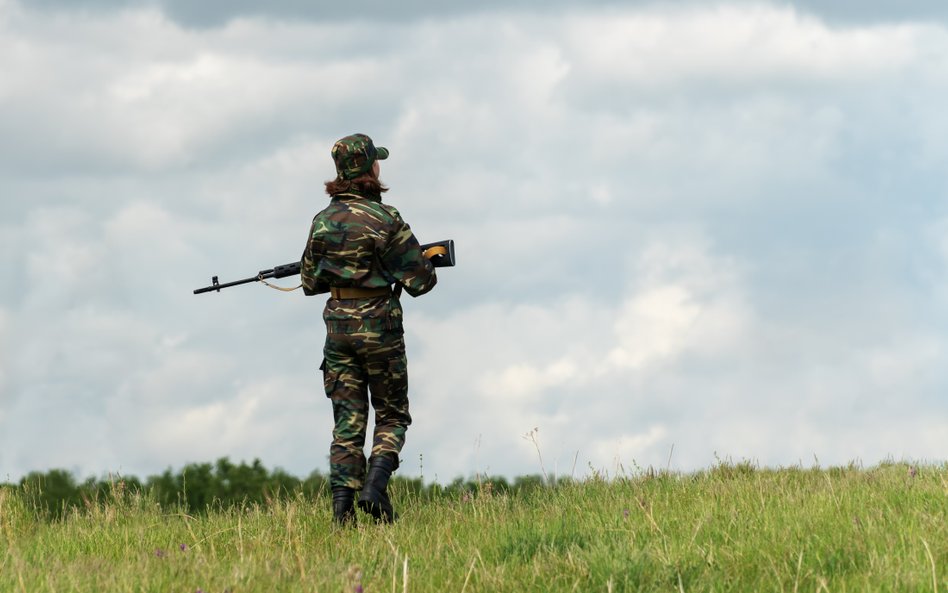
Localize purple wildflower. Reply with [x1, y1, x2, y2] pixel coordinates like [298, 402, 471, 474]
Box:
[154, 549, 165, 558]
[179, 543, 188, 552]
[355, 586, 364, 593]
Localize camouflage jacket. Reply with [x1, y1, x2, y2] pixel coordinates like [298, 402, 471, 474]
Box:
[301, 189, 437, 333]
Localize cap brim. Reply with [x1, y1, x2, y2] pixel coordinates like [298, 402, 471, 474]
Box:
[376, 146, 389, 160]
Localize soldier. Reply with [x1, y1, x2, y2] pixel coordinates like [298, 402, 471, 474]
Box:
[301, 133, 438, 525]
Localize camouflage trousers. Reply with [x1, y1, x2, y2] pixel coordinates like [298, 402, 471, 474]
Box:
[322, 328, 411, 490]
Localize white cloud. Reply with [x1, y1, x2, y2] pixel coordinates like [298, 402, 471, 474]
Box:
[0, 308, 8, 407]
[588, 425, 669, 476]
[564, 5, 920, 89]
[102, 51, 394, 168]
[2, 2, 947, 481]
[608, 235, 749, 370]
[403, 233, 751, 478]
[0, 9, 401, 172]
[480, 358, 580, 403]
[136, 375, 325, 465]
[861, 336, 943, 391]
[930, 218, 948, 270]
[22, 208, 109, 309]
[402, 220, 948, 479]
[608, 285, 703, 370]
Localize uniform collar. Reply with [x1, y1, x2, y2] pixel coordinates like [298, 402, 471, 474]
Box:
[332, 188, 382, 202]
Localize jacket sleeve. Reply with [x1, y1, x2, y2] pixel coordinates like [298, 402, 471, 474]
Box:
[301, 218, 329, 296]
[380, 217, 437, 298]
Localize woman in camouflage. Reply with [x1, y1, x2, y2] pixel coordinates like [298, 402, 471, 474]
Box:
[301, 134, 437, 525]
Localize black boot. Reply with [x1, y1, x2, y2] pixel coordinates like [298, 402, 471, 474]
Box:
[332, 486, 357, 527]
[358, 455, 397, 523]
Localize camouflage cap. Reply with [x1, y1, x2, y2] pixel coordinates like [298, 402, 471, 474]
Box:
[332, 133, 389, 180]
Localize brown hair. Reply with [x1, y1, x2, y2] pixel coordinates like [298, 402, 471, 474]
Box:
[324, 173, 389, 197]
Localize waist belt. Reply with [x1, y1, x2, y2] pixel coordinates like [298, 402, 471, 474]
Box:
[330, 286, 392, 300]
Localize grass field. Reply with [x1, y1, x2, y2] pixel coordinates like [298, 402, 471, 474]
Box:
[1, 462, 945, 592]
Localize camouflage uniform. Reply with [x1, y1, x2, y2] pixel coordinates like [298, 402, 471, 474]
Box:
[302, 134, 437, 491]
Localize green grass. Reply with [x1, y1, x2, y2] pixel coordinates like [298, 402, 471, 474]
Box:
[1, 462, 946, 592]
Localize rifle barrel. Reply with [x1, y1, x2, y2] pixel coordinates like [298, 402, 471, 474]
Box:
[193, 275, 260, 294]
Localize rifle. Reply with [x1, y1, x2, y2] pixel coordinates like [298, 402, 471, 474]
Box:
[193, 239, 455, 295]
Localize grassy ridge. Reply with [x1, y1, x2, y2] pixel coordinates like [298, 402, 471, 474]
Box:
[1, 462, 945, 592]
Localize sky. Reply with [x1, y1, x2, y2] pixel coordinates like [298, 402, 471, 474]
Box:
[2, 0, 947, 484]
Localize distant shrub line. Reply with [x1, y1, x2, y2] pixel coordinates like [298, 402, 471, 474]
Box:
[2, 457, 553, 519]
